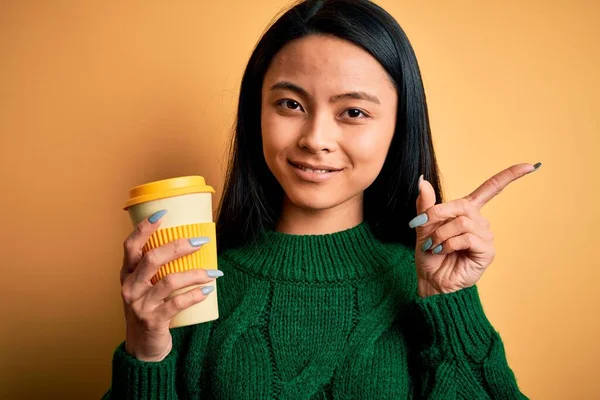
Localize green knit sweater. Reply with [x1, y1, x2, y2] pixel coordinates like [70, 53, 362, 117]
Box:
[104, 222, 527, 399]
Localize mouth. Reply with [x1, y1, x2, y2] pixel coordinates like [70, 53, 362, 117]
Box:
[288, 160, 343, 183]
[288, 160, 342, 174]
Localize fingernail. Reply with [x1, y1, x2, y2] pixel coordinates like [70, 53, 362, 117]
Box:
[206, 269, 223, 278]
[148, 209, 168, 224]
[409, 213, 428, 228]
[189, 237, 210, 247]
[421, 237, 433, 252]
[418, 174, 424, 195]
[432, 244, 443, 254]
[530, 161, 542, 173]
[201, 286, 215, 295]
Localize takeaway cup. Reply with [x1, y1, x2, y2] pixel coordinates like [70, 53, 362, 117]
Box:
[123, 176, 219, 328]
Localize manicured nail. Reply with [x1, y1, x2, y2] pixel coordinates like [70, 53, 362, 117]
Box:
[530, 162, 542, 173]
[201, 286, 215, 295]
[189, 237, 210, 247]
[421, 237, 433, 252]
[206, 269, 223, 278]
[418, 174, 424, 195]
[409, 213, 428, 228]
[432, 244, 443, 254]
[148, 209, 168, 224]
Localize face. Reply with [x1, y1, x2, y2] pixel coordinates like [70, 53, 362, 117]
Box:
[261, 34, 398, 214]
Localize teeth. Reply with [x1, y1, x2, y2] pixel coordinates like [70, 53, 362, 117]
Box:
[298, 165, 331, 173]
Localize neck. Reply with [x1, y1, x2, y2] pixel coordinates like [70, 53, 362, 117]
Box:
[276, 194, 363, 235]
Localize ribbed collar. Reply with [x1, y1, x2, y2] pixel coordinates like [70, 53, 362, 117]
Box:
[221, 222, 413, 283]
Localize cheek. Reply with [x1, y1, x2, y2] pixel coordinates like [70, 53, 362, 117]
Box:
[346, 125, 394, 172]
[261, 111, 297, 164]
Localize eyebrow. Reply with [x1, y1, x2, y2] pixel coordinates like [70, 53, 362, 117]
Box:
[269, 81, 380, 105]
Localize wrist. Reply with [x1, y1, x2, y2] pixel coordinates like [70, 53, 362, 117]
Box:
[417, 279, 441, 298]
[418, 279, 462, 298]
[125, 340, 172, 362]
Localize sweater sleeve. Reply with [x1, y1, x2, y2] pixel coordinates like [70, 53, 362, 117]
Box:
[102, 323, 211, 400]
[405, 285, 528, 400]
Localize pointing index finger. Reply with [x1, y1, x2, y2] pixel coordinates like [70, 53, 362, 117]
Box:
[465, 163, 539, 209]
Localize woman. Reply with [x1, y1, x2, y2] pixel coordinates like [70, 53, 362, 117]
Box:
[105, 0, 538, 398]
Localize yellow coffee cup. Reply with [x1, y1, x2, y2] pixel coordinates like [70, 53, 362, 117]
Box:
[123, 176, 219, 328]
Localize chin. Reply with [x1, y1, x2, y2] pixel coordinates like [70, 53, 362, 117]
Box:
[283, 184, 359, 212]
[283, 188, 341, 211]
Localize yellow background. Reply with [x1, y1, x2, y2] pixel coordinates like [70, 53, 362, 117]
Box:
[1, 1, 598, 398]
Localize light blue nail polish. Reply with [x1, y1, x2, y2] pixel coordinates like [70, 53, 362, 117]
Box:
[206, 269, 223, 278]
[189, 237, 210, 247]
[148, 209, 168, 224]
[201, 286, 215, 295]
[421, 237, 433, 252]
[432, 244, 443, 254]
[409, 213, 428, 228]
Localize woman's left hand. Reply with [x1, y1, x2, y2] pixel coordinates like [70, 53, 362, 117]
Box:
[410, 163, 540, 298]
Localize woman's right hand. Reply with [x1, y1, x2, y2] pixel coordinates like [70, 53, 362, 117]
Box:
[119, 210, 221, 362]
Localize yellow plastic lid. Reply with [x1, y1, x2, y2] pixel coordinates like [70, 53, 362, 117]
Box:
[124, 175, 215, 210]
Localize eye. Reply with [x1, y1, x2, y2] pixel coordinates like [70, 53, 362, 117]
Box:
[276, 99, 305, 112]
[341, 108, 370, 119]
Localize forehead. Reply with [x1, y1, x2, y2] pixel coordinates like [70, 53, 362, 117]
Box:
[264, 35, 394, 91]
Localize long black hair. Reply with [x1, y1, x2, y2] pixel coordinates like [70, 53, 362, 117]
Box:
[216, 0, 443, 251]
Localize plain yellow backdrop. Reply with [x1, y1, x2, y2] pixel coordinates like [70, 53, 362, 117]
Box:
[1, 1, 598, 398]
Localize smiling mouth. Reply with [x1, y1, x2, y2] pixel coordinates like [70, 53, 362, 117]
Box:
[288, 161, 341, 174]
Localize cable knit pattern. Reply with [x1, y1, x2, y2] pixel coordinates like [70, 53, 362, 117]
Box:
[104, 222, 528, 399]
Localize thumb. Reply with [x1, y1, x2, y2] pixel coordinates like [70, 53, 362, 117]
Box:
[416, 174, 436, 215]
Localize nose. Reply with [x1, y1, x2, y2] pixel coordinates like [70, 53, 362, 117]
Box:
[297, 113, 338, 154]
